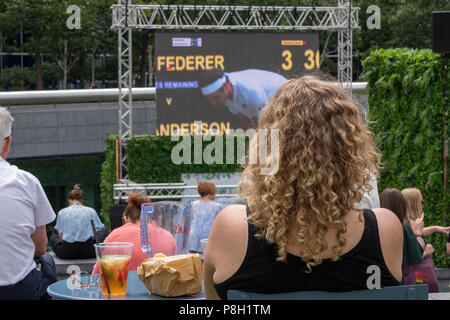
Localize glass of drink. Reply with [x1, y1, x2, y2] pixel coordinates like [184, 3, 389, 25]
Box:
[94, 242, 133, 296]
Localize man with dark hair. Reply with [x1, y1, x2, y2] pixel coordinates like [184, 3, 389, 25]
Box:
[0, 107, 57, 300]
[200, 68, 287, 129]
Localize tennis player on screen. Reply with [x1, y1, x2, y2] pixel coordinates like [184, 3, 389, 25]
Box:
[200, 68, 287, 129]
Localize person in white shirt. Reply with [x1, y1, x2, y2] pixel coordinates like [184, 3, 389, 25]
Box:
[200, 68, 287, 129]
[358, 172, 380, 210]
[0, 107, 57, 300]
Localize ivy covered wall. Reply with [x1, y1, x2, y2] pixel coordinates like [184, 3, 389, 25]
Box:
[362, 48, 449, 267]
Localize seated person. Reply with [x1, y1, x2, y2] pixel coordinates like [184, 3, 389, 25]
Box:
[203, 76, 403, 300]
[0, 106, 57, 300]
[400, 187, 447, 292]
[50, 185, 107, 259]
[92, 193, 177, 273]
[380, 188, 423, 275]
[402, 187, 450, 240]
[188, 181, 223, 253]
[357, 171, 380, 209]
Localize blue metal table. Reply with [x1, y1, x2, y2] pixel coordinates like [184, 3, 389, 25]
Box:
[47, 271, 205, 300]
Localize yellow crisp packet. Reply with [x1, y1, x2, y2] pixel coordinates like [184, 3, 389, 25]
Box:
[137, 253, 203, 297]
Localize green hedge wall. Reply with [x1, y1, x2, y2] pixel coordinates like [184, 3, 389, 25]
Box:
[362, 48, 449, 267]
[100, 136, 118, 229]
[100, 135, 248, 229]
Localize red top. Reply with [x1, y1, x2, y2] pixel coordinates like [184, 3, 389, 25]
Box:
[92, 222, 177, 274]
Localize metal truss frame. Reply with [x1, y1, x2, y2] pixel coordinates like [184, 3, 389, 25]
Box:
[113, 182, 237, 203]
[337, 0, 354, 93]
[115, 0, 133, 181]
[112, 3, 359, 31]
[112, 1, 359, 182]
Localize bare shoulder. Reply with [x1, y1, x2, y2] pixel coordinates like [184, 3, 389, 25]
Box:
[210, 205, 248, 240]
[372, 208, 403, 234]
[372, 207, 403, 245]
[203, 205, 247, 299]
[215, 204, 247, 221]
[371, 208, 403, 282]
[205, 205, 248, 283]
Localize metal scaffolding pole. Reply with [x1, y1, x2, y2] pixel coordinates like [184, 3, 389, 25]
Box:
[337, 0, 355, 94]
[111, 1, 359, 182]
[116, 0, 133, 181]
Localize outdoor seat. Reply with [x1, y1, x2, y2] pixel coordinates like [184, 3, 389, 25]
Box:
[49, 251, 97, 281]
[227, 284, 429, 300]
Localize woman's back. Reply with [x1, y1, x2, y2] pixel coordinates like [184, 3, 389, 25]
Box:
[209, 205, 402, 299]
[56, 204, 103, 243]
[203, 76, 404, 299]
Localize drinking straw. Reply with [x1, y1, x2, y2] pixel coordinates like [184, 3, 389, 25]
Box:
[91, 220, 111, 295]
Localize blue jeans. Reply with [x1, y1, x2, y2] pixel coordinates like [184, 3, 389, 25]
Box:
[0, 253, 57, 300]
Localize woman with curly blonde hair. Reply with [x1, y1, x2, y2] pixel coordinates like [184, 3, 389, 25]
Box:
[204, 76, 403, 299]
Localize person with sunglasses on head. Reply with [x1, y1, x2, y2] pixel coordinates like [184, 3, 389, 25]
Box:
[0, 107, 57, 300]
[401, 187, 449, 292]
[401, 188, 450, 251]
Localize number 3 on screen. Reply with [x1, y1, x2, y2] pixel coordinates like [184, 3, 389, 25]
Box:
[304, 49, 320, 70]
[282, 49, 320, 71]
[281, 50, 292, 71]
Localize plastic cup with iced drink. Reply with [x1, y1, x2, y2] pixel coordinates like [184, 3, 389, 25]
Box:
[94, 242, 133, 296]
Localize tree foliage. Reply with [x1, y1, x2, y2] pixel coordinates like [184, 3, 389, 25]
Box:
[1, 0, 449, 89]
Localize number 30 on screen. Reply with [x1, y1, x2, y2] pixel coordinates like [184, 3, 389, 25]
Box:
[281, 49, 320, 71]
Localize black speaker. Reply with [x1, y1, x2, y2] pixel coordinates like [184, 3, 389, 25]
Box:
[432, 11, 450, 53]
[109, 204, 127, 231]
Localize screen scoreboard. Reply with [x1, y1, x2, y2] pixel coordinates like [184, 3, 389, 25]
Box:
[155, 32, 319, 135]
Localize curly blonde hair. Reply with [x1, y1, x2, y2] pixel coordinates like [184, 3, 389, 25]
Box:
[241, 76, 380, 271]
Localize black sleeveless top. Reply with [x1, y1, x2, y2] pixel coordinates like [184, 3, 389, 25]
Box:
[214, 207, 400, 300]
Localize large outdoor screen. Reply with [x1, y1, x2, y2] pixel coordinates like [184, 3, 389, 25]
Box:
[155, 32, 319, 136]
